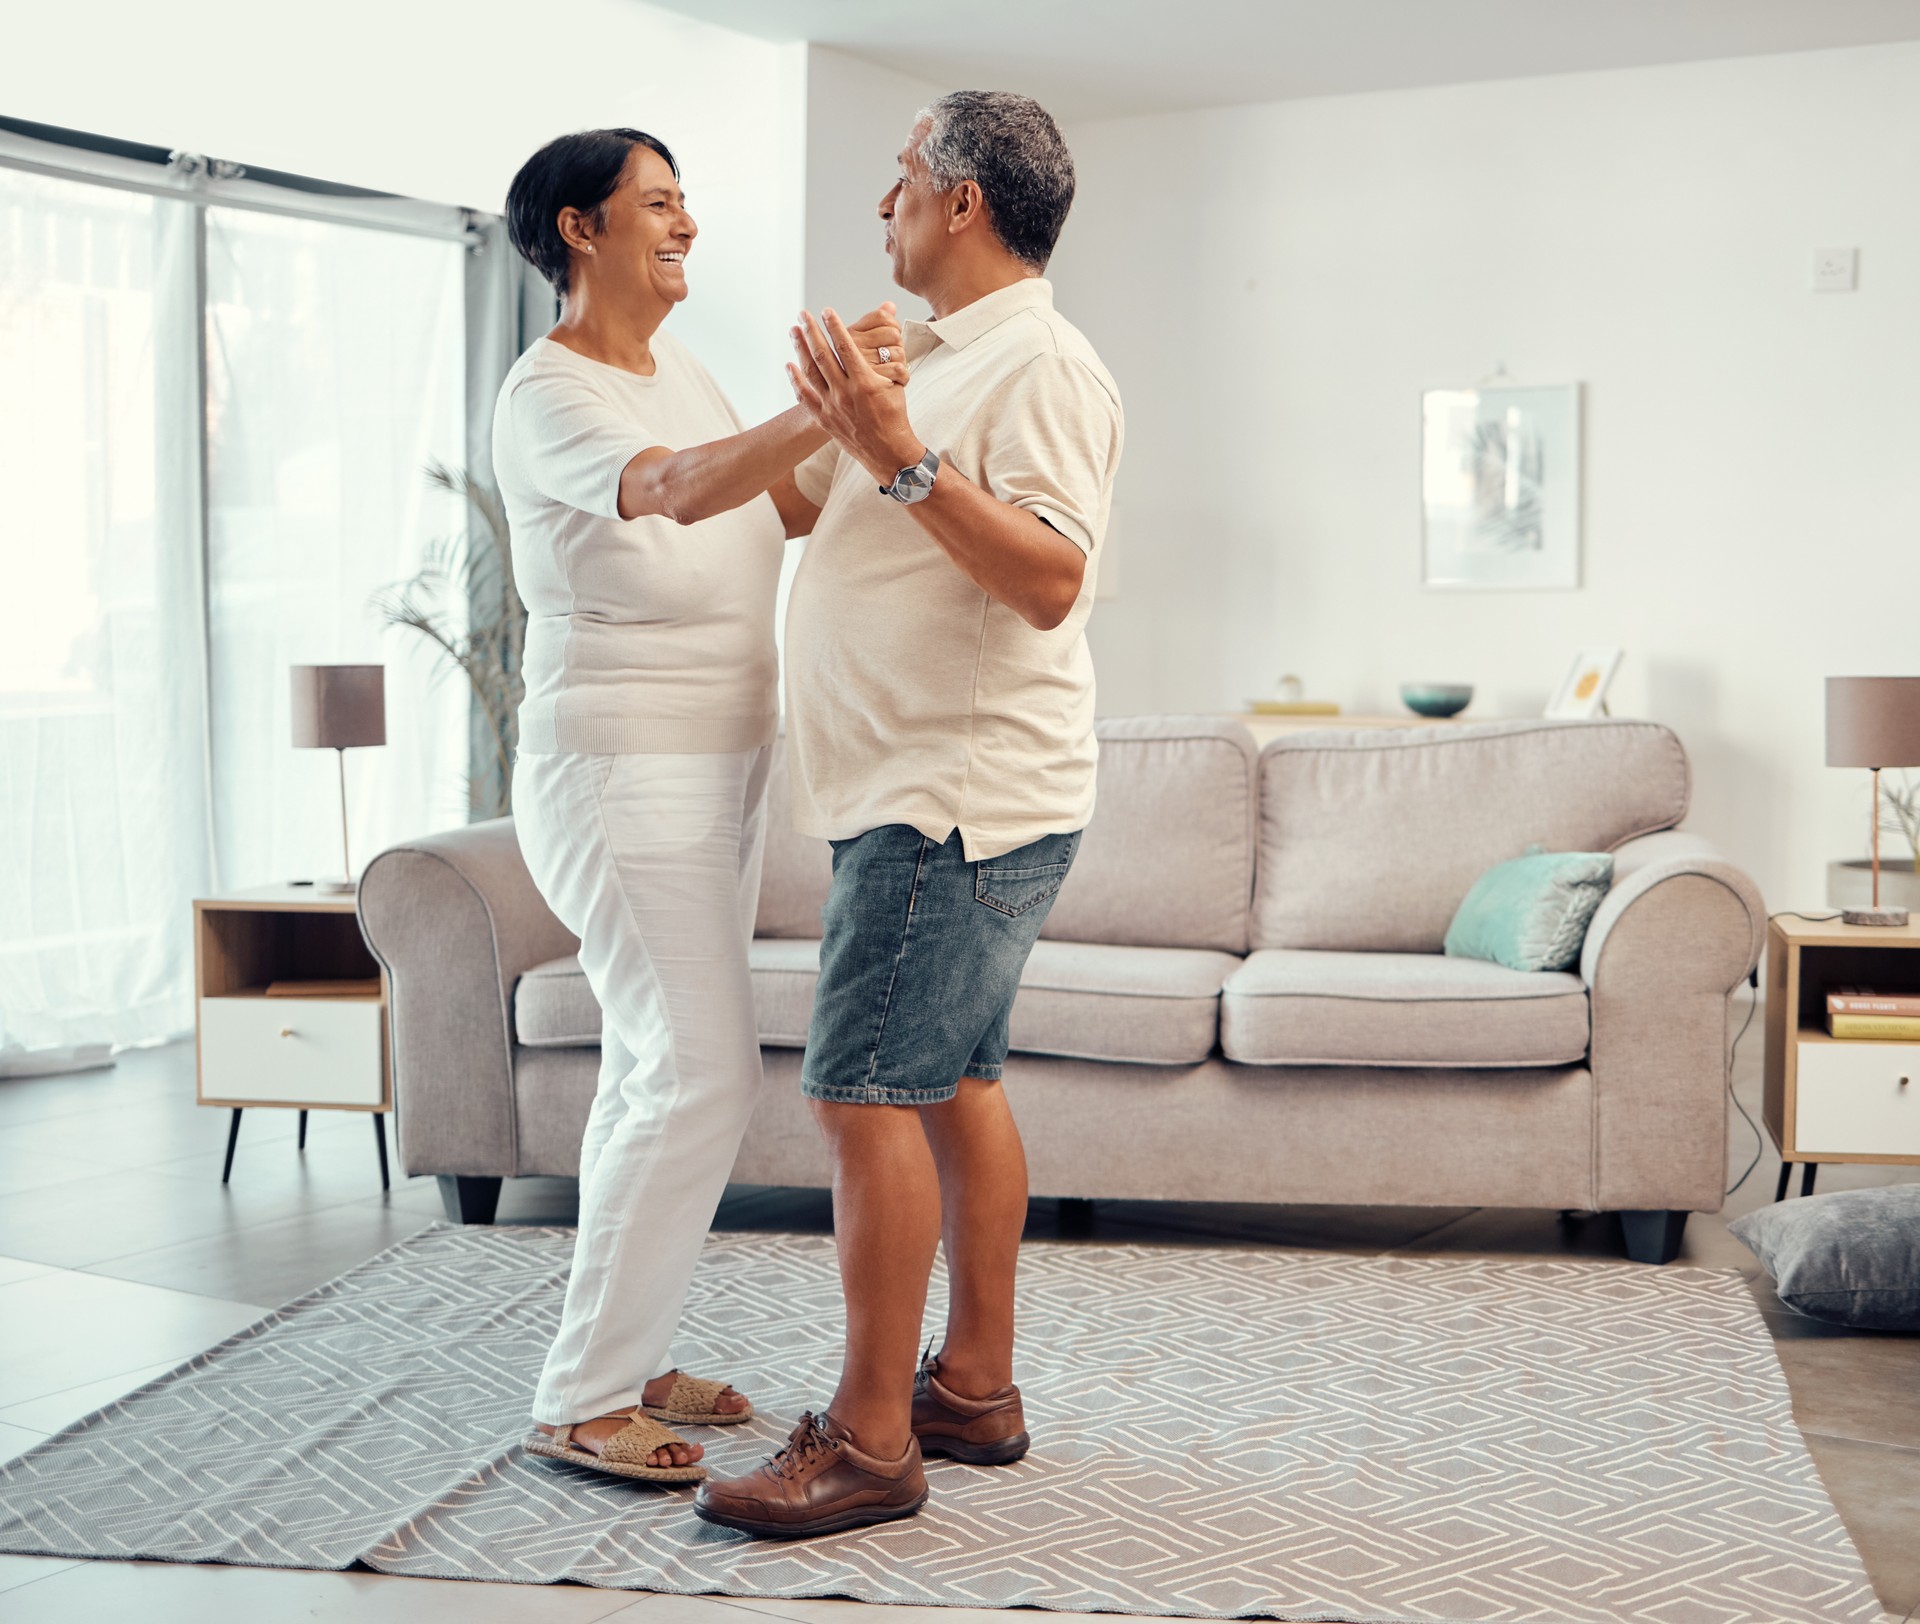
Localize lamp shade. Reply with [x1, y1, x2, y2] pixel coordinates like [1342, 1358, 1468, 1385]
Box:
[290, 664, 386, 750]
[1826, 676, 1920, 769]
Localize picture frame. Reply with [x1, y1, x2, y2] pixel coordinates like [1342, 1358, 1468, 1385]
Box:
[1422, 383, 1582, 590]
[1545, 648, 1622, 719]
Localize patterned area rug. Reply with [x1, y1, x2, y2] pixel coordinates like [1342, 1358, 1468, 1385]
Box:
[0, 1225, 1884, 1622]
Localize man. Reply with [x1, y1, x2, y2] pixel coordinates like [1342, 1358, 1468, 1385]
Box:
[694, 90, 1123, 1539]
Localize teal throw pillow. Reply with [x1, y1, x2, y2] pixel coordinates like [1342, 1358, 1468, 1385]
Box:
[1443, 845, 1615, 972]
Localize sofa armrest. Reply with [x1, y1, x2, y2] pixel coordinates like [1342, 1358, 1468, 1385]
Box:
[1581, 828, 1765, 1214]
[357, 818, 577, 1179]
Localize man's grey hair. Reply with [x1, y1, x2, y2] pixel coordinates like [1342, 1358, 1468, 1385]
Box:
[910, 91, 1075, 272]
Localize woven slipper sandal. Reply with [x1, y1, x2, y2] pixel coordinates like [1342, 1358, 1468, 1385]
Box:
[643, 1371, 756, 1427]
[524, 1410, 708, 1483]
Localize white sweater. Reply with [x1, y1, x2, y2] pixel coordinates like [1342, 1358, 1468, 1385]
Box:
[493, 334, 784, 755]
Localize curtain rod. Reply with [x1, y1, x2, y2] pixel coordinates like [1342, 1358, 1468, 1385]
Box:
[0, 124, 487, 250]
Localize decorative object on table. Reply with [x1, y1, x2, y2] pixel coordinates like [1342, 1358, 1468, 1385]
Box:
[1761, 913, 1920, 1202]
[1443, 845, 1615, 972]
[1730, 1185, 1920, 1330]
[372, 462, 525, 819]
[1421, 382, 1581, 590]
[1400, 682, 1474, 719]
[1826, 676, 1920, 926]
[1544, 647, 1622, 719]
[1832, 769, 1920, 915]
[193, 886, 390, 1190]
[290, 663, 385, 894]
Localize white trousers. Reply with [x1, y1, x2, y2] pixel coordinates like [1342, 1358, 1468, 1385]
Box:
[512, 746, 770, 1424]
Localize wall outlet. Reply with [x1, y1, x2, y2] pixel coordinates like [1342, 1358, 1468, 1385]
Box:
[1813, 247, 1858, 293]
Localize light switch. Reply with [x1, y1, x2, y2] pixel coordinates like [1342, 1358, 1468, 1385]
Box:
[1813, 247, 1858, 293]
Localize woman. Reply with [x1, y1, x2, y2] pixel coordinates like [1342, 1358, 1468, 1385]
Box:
[495, 128, 903, 1483]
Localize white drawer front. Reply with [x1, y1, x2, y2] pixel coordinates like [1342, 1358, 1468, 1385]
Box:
[1795, 1040, 1920, 1155]
[201, 998, 384, 1106]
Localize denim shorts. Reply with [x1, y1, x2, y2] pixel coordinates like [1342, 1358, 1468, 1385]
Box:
[800, 825, 1081, 1106]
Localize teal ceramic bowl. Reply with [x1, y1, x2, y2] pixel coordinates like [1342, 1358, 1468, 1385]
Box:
[1400, 683, 1474, 718]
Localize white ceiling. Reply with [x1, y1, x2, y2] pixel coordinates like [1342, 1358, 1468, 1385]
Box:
[641, 0, 1920, 121]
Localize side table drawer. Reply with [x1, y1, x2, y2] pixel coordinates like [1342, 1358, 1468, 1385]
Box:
[1795, 1040, 1920, 1155]
[200, 997, 384, 1106]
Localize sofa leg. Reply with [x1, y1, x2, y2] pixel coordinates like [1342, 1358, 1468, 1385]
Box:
[1619, 1209, 1688, 1264]
[438, 1175, 502, 1225]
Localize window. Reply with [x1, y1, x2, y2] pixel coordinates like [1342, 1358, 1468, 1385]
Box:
[0, 130, 484, 1052]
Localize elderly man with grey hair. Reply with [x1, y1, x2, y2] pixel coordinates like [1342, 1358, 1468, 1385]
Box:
[695, 91, 1123, 1540]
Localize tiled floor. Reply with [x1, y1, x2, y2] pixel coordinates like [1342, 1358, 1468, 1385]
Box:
[2, 1002, 1917, 1621]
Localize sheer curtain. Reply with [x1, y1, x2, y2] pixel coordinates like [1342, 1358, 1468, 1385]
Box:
[202, 209, 468, 891]
[0, 173, 213, 1051]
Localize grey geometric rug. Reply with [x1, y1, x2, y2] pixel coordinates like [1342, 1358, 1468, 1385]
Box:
[0, 1224, 1884, 1623]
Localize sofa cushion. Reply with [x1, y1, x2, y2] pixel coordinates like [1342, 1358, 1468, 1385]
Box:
[1219, 949, 1590, 1067]
[514, 940, 1237, 1065]
[513, 955, 601, 1048]
[1042, 716, 1258, 953]
[1251, 720, 1689, 953]
[754, 736, 834, 939]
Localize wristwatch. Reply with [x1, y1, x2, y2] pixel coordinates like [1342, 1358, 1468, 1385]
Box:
[879, 447, 940, 504]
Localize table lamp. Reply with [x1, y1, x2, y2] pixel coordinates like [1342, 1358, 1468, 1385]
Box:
[1826, 676, 1920, 926]
[290, 664, 385, 894]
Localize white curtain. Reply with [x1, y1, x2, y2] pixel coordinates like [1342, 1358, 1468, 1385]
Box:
[203, 209, 469, 889]
[0, 169, 473, 1052]
[0, 173, 213, 1050]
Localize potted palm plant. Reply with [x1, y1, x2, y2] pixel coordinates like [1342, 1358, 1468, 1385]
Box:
[371, 462, 525, 819]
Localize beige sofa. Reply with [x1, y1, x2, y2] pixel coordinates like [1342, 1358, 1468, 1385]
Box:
[357, 717, 1764, 1263]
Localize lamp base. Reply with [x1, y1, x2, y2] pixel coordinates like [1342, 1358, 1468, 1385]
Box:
[1843, 905, 1909, 927]
[314, 878, 357, 895]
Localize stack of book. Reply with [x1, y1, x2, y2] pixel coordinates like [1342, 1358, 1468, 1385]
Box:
[1827, 987, 1920, 1040]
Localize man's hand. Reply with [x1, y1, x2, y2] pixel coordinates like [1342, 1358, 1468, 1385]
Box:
[839, 303, 909, 387]
[789, 309, 923, 482]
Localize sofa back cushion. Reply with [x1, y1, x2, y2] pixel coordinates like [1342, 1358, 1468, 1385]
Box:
[1042, 716, 1258, 953]
[753, 717, 1260, 953]
[1251, 720, 1690, 953]
[754, 736, 835, 939]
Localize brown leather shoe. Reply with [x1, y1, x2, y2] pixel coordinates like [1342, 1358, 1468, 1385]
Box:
[912, 1355, 1030, 1465]
[693, 1411, 927, 1539]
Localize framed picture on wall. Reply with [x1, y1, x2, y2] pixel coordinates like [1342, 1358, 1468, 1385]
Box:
[1422, 383, 1582, 590]
[1545, 648, 1622, 719]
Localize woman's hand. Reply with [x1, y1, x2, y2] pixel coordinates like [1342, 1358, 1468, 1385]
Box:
[789, 308, 921, 481]
[838, 302, 908, 386]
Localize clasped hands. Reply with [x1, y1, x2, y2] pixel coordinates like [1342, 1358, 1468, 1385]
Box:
[790, 304, 924, 486]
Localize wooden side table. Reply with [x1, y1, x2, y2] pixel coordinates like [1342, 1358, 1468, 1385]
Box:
[193, 885, 391, 1189]
[1762, 913, 1920, 1200]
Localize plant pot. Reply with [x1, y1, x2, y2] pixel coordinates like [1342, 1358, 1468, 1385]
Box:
[1827, 858, 1920, 913]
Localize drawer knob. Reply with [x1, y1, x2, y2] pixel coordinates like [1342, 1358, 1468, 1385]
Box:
[1903, 1076, 1911, 1088]
[278, 1027, 295, 1039]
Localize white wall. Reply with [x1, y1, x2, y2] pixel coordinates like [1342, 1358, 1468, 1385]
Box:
[1049, 41, 1920, 910]
[1, 0, 806, 420]
[802, 45, 943, 321]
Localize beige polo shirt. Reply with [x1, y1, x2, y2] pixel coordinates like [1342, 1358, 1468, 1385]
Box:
[783, 278, 1124, 861]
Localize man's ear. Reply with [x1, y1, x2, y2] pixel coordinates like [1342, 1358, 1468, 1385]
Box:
[947, 180, 985, 237]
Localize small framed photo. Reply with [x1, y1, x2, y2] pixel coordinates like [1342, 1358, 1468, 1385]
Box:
[1422, 383, 1582, 590]
[1546, 648, 1622, 719]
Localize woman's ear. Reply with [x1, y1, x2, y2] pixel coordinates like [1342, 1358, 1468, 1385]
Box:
[556, 206, 595, 256]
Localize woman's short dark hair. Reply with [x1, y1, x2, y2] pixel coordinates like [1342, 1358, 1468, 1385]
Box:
[506, 128, 679, 299]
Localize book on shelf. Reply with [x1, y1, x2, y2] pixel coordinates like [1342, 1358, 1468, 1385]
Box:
[263, 978, 381, 999]
[1828, 1012, 1920, 1041]
[1827, 985, 1920, 1016]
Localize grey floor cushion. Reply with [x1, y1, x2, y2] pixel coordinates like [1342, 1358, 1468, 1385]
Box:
[1731, 1185, 1920, 1329]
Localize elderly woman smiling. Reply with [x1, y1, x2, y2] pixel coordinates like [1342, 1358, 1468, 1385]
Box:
[494, 128, 903, 1484]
